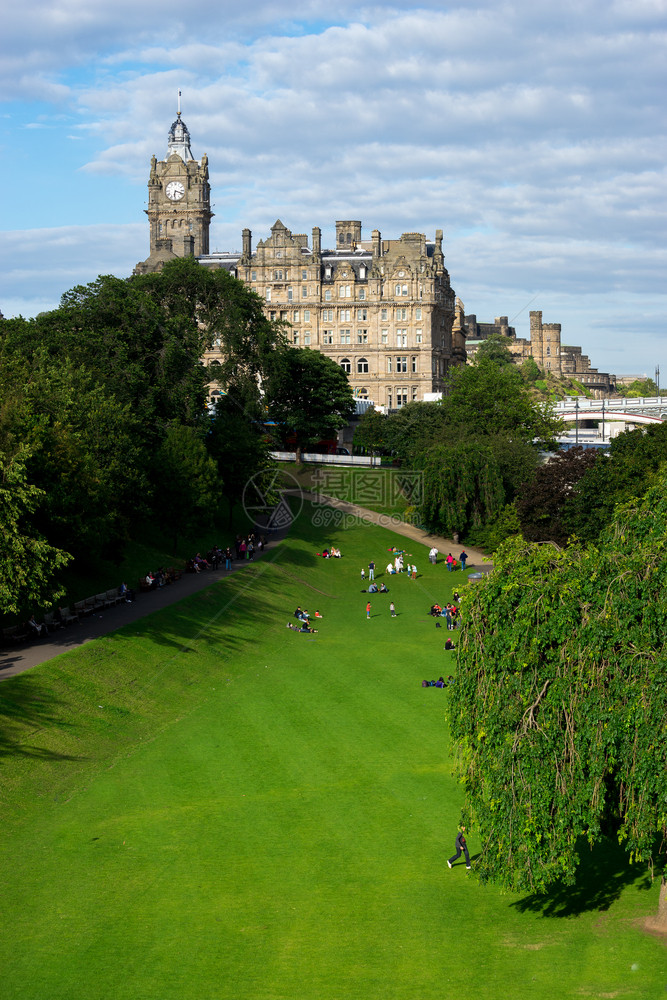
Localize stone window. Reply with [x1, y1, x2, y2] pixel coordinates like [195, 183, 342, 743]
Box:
[325, 289, 332, 301]
[397, 331, 407, 347]
[304, 332, 311, 345]
[292, 332, 300, 345]
[357, 308, 367, 320]
[340, 309, 351, 322]
[357, 330, 368, 344]
[396, 308, 408, 320]
[358, 288, 366, 300]
[292, 310, 300, 323]
[302, 270, 308, 279]
[381, 308, 388, 321]
[340, 358, 351, 373]
[416, 329, 422, 343]
[266, 288, 271, 302]
[415, 307, 422, 320]
[411, 357, 417, 373]
[387, 357, 392, 373]
[357, 358, 369, 374]
[340, 330, 351, 344]
[323, 330, 334, 344]
[381, 330, 389, 344]
[288, 287, 293, 301]
[251, 270, 257, 281]
[322, 309, 334, 321]
[396, 356, 407, 373]
[304, 310, 310, 322]
[396, 388, 408, 407]
[274, 270, 283, 280]
[302, 286, 308, 298]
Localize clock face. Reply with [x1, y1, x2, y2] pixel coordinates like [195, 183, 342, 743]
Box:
[166, 181, 185, 201]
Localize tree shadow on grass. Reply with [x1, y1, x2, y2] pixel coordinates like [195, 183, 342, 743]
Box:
[0, 673, 84, 761]
[511, 837, 653, 918]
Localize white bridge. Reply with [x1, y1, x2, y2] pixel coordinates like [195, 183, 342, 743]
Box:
[553, 396, 667, 426]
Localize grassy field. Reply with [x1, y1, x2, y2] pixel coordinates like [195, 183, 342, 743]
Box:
[1, 504, 664, 999]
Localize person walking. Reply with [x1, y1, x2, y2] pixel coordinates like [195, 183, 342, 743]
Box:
[366, 601, 371, 620]
[447, 826, 471, 869]
[446, 553, 454, 572]
[368, 560, 375, 581]
[411, 563, 417, 580]
[459, 550, 468, 572]
[389, 601, 396, 617]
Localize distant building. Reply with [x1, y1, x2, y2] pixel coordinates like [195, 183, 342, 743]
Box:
[135, 109, 465, 409]
[463, 304, 616, 397]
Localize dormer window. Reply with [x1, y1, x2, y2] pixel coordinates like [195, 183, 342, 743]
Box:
[359, 266, 366, 279]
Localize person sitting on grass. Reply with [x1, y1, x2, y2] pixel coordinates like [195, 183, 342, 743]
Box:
[368, 583, 378, 593]
[294, 606, 310, 622]
[444, 638, 456, 650]
[286, 622, 318, 633]
[386, 562, 394, 575]
[379, 583, 388, 593]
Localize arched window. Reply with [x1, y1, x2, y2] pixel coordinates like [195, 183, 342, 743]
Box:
[340, 358, 351, 374]
[357, 358, 369, 374]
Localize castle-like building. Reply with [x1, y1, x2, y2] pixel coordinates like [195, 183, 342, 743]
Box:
[135, 110, 465, 408]
[463, 308, 616, 396]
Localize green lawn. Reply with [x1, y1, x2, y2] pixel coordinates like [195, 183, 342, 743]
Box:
[1, 505, 663, 999]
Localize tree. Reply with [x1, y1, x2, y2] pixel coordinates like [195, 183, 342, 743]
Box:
[622, 378, 658, 398]
[475, 334, 516, 367]
[152, 424, 220, 553]
[264, 348, 355, 459]
[420, 440, 505, 538]
[441, 354, 562, 447]
[516, 446, 600, 546]
[450, 473, 667, 926]
[353, 406, 388, 455]
[206, 386, 274, 528]
[0, 446, 71, 614]
[564, 421, 667, 543]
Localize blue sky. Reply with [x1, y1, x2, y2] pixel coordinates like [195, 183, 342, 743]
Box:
[1, 0, 665, 376]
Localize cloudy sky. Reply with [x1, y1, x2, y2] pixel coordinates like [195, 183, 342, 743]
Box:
[1, 0, 665, 376]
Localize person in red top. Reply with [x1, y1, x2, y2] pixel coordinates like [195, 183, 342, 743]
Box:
[366, 601, 371, 619]
[447, 826, 471, 869]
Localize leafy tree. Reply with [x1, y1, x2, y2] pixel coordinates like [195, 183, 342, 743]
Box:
[450, 474, 667, 926]
[441, 354, 562, 448]
[353, 406, 387, 455]
[0, 446, 71, 614]
[520, 356, 542, 383]
[622, 378, 658, 398]
[475, 334, 516, 366]
[420, 440, 505, 537]
[264, 348, 355, 459]
[516, 446, 600, 546]
[564, 422, 667, 542]
[206, 385, 274, 528]
[152, 424, 220, 553]
[381, 401, 447, 464]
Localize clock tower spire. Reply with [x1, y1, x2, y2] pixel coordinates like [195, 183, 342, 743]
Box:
[135, 95, 213, 274]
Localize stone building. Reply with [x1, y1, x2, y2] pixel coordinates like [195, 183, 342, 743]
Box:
[135, 110, 464, 409]
[462, 305, 616, 396]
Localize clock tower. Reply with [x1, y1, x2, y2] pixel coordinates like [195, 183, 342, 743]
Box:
[136, 100, 212, 273]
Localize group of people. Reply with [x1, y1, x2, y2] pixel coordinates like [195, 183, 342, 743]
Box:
[429, 599, 460, 630]
[319, 546, 342, 558]
[184, 534, 266, 574]
[288, 606, 322, 633]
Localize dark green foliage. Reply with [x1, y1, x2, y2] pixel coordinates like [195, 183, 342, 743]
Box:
[451, 472, 667, 894]
[0, 446, 72, 613]
[441, 354, 561, 447]
[264, 347, 355, 455]
[520, 356, 542, 383]
[353, 406, 388, 454]
[152, 424, 219, 553]
[475, 334, 516, 366]
[206, 386, 274, 528]
[420, 440, 505, 537]
[564, 422, 667, 542]
[516, 446, 600, 546]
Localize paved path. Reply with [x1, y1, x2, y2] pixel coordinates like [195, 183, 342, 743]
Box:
[1, 495, 491, 681]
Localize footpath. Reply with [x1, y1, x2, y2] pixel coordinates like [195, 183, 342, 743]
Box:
[0, 495, 492, 681]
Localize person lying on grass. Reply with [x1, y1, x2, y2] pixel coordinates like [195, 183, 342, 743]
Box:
[286, 622, 319, 633]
